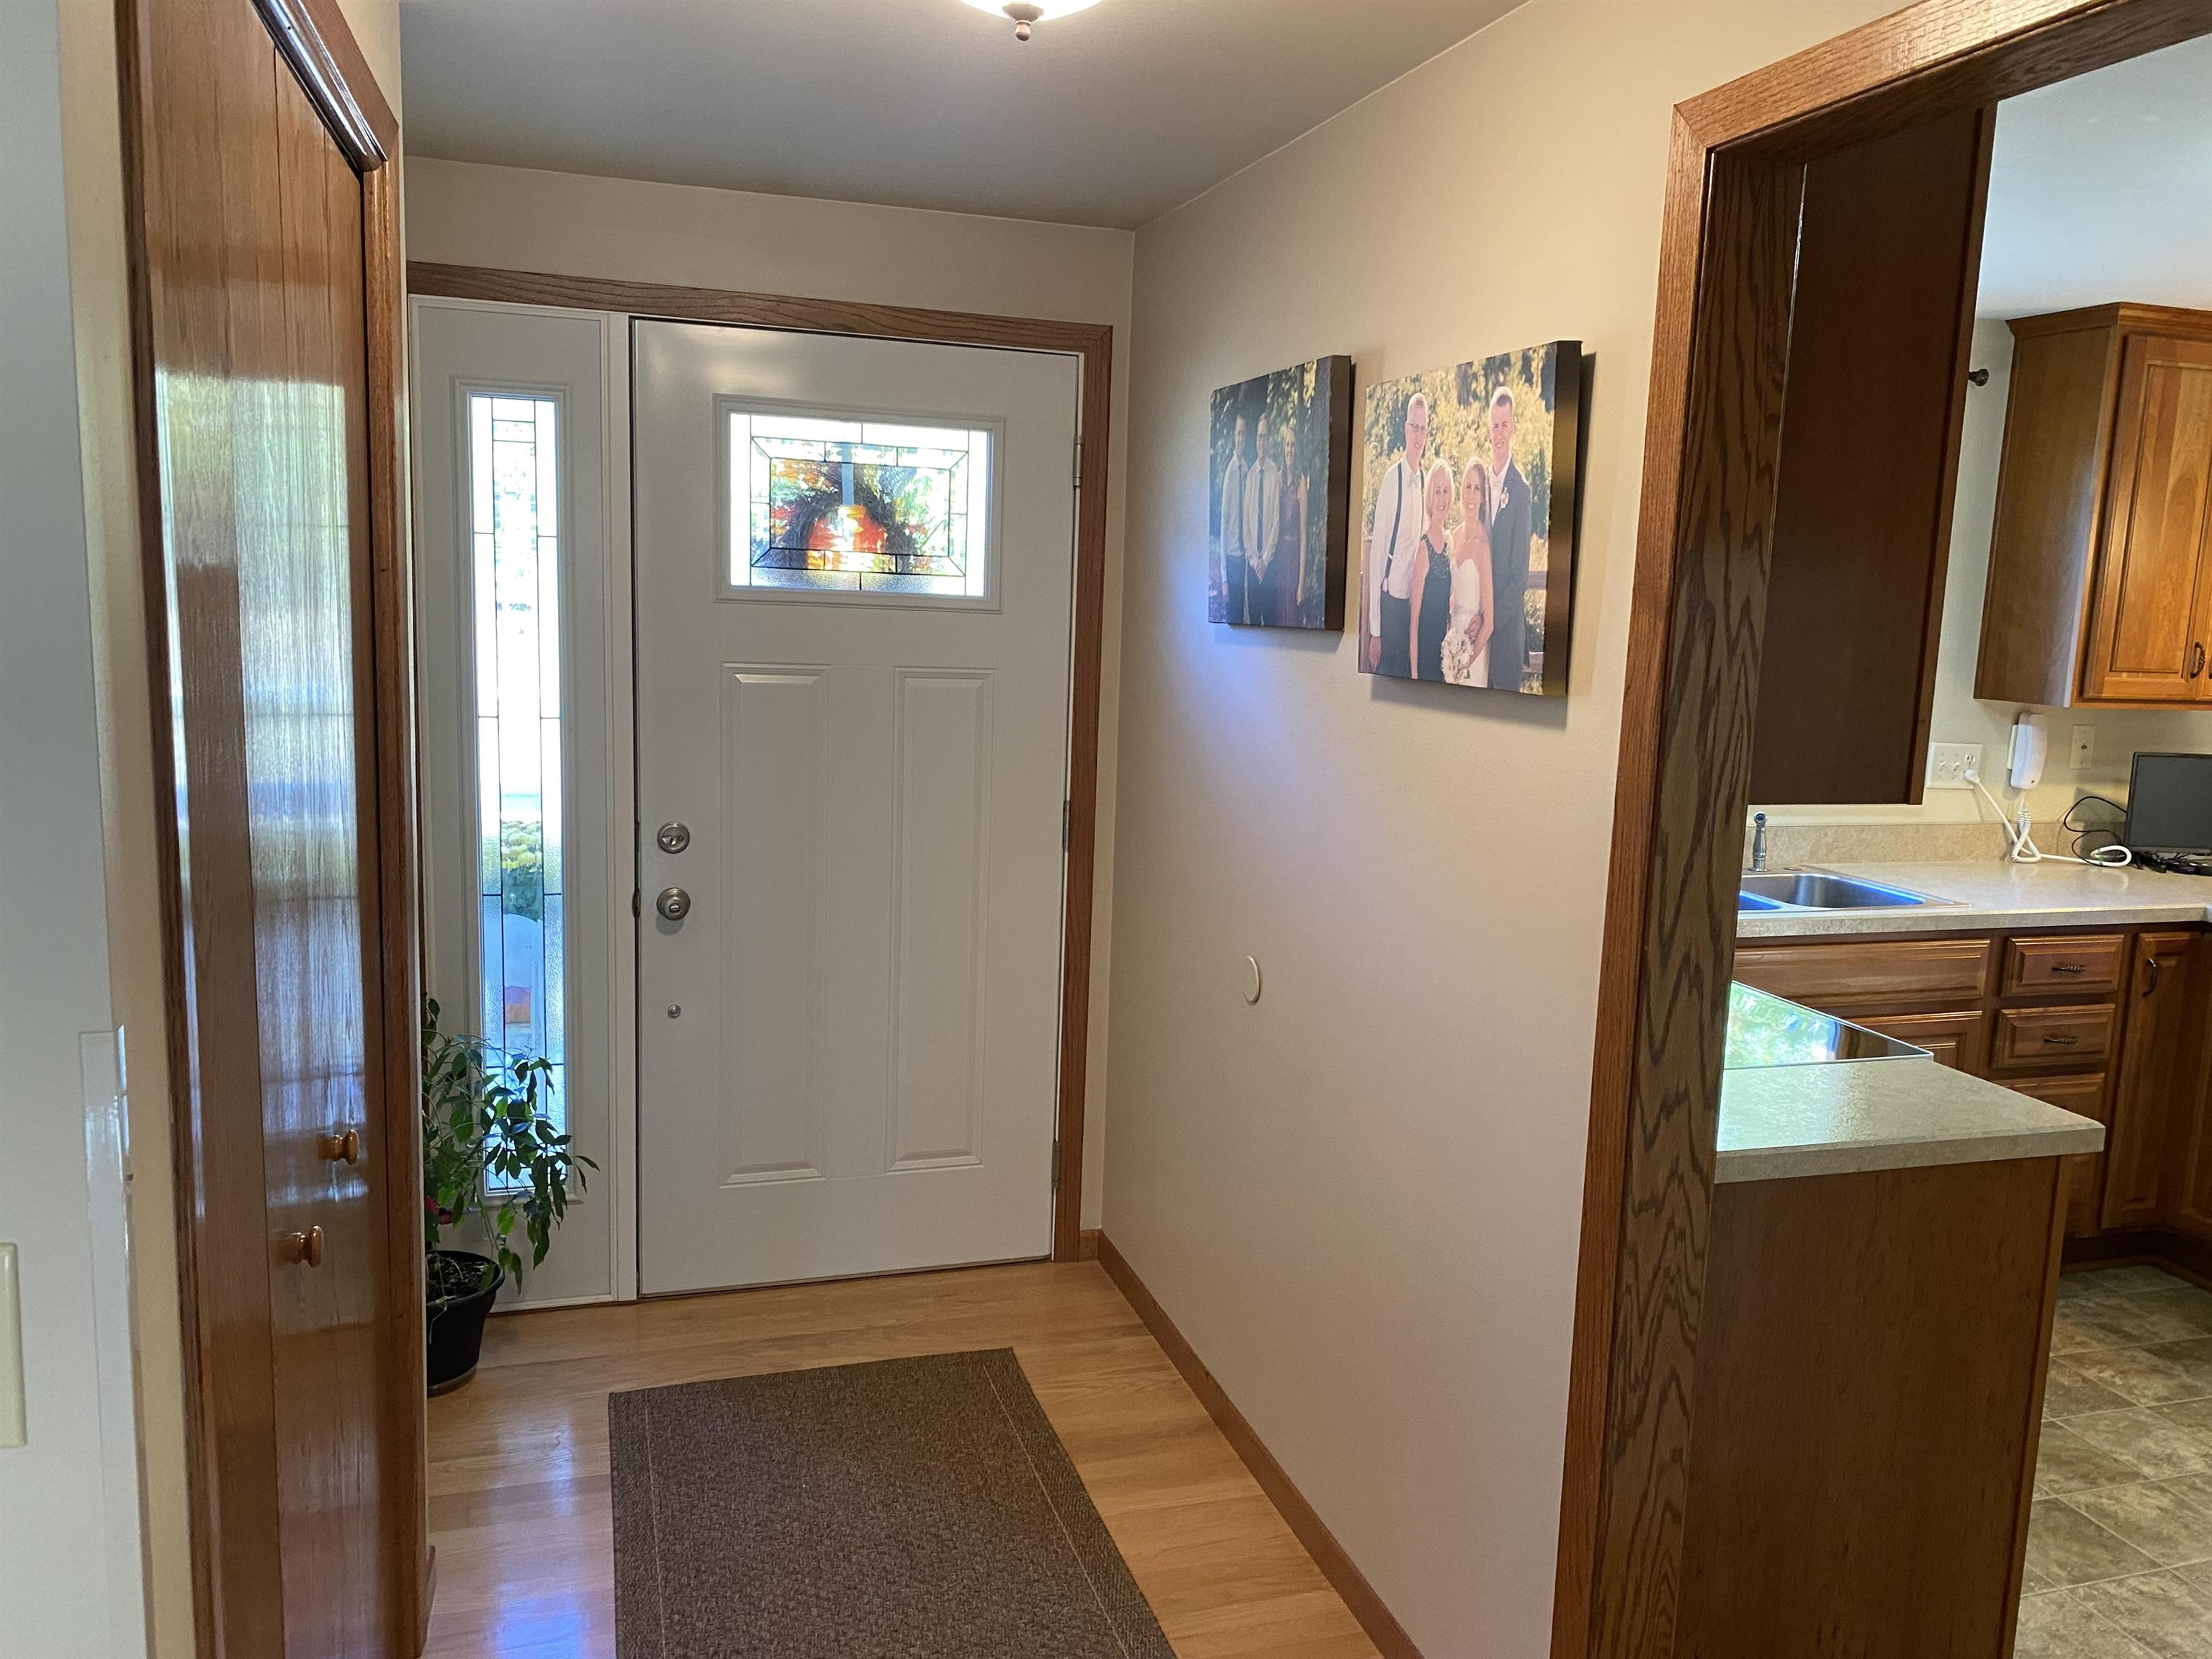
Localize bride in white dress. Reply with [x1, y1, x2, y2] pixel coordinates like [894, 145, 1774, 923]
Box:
[1440, 459, 1496, 688]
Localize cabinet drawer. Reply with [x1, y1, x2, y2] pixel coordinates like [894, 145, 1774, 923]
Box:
[2005, 934, 2127, 997]
[1732, 938, 1992, 1009]
[1850, 1010, 1988, 1074]
[1994, 1004, 2116, 1069]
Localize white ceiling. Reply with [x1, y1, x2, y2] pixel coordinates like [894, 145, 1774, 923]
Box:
[1978, 32, 2212, 318]
[396, 0, 1523, 230]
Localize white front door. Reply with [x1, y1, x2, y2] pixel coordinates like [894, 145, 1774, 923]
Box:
[633, 320, 1078, 1294]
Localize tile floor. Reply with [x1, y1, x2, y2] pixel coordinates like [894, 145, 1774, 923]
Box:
[2022, 1265, 2212, 1657]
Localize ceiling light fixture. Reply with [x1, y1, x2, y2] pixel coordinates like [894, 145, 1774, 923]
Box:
[959, 0, 1101, 42]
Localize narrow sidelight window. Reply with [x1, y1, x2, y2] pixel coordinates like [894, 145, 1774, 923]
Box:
[468, 391, 565, 1128]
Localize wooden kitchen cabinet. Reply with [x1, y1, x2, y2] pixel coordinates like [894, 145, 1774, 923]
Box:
[2004, 1073, 2112, 1238]
[2104, 935, 2200, 1228]
[1676, 1156, 2066, 1655]
[1735, 924, 2211, 1244]
[1976, 305, 2212, 708]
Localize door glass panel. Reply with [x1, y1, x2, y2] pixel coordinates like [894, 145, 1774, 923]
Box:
[468, 390, 565, 1128]
[725, 407, 994, 601]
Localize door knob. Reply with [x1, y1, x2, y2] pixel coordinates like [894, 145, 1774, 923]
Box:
[657, 886, 693, 922]
[318, 1128, 361, 1164]
[281, 1226, 325, 1268]
[656, 821, 692, 854]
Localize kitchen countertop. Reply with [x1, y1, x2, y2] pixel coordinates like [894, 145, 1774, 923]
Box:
[1715, 979, 2105, 1182]
[1717, 1056, 2104, 1183]
[1735, 858, 2212, 939]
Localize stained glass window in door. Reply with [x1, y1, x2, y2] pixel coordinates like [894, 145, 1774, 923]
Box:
[727, 410, 994, 600]
[468, 392, 565, 1130]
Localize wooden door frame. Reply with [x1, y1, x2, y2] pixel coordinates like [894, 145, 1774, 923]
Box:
[114, 0, 428, 1650]
[405, 262, 1114, 1267]
[1551, 2, 2212, 1655]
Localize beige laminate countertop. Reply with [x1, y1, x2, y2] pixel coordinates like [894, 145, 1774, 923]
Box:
[1717, 1055, 2104, 1184]
[1735, 858, 2212, 940]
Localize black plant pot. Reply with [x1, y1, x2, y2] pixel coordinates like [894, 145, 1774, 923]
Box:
[426, 1249, 504, 1396]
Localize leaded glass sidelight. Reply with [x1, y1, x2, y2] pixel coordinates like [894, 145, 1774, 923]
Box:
[726, 409, 994, 600]
[468, 392, 565, 1129]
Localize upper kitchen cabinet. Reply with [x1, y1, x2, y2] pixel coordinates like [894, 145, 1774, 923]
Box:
[1749, 107, 1993, 805]
[1976, 305, 2212, 707]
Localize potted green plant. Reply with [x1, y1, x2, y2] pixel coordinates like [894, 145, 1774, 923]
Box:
[421, 996, 595, 1394]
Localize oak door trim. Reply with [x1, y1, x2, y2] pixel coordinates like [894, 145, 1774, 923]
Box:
[114, 0, 426, 1650]
[1554, 4, 2212, 1657]
[361, 163, 428, 1654]
[406, 261, 1114, 1265]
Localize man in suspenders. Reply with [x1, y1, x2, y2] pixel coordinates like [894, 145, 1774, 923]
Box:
[1363, 393, 1429, 675]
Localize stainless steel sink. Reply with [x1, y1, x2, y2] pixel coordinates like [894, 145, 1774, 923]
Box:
[1739, 871, 1956, 911]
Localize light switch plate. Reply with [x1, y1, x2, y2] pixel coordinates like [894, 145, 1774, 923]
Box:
[2072, 724, 2095, 770]
[0, 1242, 23, 1448]
[1927, 742, 1983, 790]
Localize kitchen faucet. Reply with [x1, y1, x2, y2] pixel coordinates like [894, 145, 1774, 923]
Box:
[1751, 812, 1769, 873]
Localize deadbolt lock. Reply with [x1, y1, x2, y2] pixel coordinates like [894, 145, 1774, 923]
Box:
[656, 821, 692, 855]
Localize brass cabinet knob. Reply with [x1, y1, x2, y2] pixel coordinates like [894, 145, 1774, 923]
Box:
[318, 1128, 362, 1164]
[282, 1226, 326, 1268]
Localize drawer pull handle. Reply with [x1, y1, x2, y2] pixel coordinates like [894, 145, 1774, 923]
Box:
[2042, 1033, 2081, 1048]
[2051, 963, 2086, 975]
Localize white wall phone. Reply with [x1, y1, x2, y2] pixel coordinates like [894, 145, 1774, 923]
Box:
[2008, 711, 2049, 791]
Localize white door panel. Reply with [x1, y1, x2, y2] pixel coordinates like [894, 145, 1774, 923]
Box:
[634, 320, 1077, 1293]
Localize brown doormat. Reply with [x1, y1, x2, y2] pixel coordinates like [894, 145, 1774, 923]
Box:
[608, 1349, 1177, 1658]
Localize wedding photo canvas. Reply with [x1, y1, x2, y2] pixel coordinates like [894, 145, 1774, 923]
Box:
[1357, 341, 1582, 696]
[1206, 355, 1352, 631]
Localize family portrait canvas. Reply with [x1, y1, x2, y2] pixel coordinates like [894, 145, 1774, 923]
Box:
[1358, 341, 1582, 696]
[1207, 355, 1352, 630]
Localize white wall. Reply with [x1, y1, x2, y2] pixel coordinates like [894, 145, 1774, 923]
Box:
[1103, 3, 1890, 1653]
[404, 159, 1136, 1231]
[1752, 316, 2212, 835]
[0, 1, 147, 1653]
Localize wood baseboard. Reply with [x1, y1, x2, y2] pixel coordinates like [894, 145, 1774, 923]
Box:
[418, 1543, 436, 1656]
[1095, 1234, 1423, 1659]
[2066, 1228, 2212, 1290]
[1077, 1228, 1101, 1261]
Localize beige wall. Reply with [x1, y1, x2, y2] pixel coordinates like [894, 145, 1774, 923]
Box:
[404, 159, 1137, 1227]
[1751, 315, 2212, 835]
[1104, 3, 1889, 1652]
[53, 2, 404, 1653]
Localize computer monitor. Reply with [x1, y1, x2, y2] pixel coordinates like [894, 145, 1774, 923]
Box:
[2126, 752, 2212, 855]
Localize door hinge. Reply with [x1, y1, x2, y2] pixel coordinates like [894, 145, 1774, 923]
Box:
[1073, 434, 1082, 489]
[631, 889, 641, 918]
[1051, 1138, 1062, 1192]
[1062, 799, 1071, 851]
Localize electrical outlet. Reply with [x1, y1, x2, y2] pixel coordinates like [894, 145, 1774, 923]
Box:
[2072, 724, 2095, 770]
[1927, 742, 1982, 790]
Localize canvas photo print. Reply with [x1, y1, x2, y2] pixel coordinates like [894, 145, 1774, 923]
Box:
[1358, 341, 1581, 696]
[1207, 356, 1352, 630]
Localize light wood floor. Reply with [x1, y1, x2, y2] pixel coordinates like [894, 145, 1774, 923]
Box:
[424, 1259, 1382, 1658]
